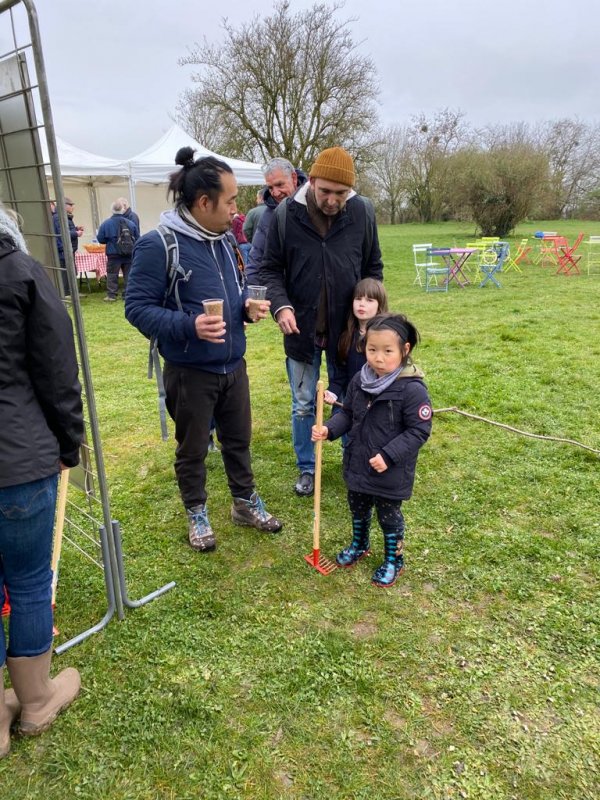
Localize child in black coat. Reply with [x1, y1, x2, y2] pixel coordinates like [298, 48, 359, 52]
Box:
[312, 314, 432, 587]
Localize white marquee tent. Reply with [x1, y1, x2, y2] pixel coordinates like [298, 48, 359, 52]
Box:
[45, 125, 264, 237]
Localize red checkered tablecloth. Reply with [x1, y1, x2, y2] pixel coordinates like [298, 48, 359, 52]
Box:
[75, 251, 108, 279]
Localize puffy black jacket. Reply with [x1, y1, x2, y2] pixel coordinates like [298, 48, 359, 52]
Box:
[0, 237, 84, 488]
[325, 367, 432, 501]
[259, 185, 383, 365]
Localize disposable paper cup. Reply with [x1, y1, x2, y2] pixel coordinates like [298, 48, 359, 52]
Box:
[203, 298, 223, 317]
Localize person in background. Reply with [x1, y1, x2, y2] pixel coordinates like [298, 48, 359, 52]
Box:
[324, 278, 389, 407]
[245, 159, 307, 285]
[52, 197, 83, 296]
[259, 146, 383, 497]
[96, 199, 139, 302]
[232, 212, 251, 264]
[0, 203, 84, 757]
[125, 148, 283, 553]
[242, 188, 266, 244]
[312, 314, 432, 587]
[117, 197, 140, 233]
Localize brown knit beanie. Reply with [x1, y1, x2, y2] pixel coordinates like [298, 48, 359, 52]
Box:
[309, 147, 355, 187]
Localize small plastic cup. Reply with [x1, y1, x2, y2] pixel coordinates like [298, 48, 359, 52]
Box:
[202, 298, 223, 318]
[247, 285, 267, 321]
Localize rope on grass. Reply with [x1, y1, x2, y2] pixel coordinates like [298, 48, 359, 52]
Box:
[332, 399, 599, 455]
[433, 407, 600, 456]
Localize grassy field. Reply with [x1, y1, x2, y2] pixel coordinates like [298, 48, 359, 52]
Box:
[1, 220, 599, 799]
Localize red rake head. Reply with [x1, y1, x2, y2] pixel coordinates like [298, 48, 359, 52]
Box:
[304, 549, 338, 575]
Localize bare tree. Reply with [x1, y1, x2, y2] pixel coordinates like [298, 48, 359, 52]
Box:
[178, 1, 380, 168]
[402, 109, 469, 222]
[538, 119, 600, 217]
[367, 125, 411, 224]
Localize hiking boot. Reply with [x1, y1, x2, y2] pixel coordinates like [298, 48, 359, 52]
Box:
[186, 504, 216, 551]
[231, 492, 283, 533]
[294, 472, 314, 496]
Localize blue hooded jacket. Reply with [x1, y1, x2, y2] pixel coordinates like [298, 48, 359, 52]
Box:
[125, 211, 249, 374]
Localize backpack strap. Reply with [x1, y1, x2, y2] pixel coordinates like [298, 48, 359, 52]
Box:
[225, 230, 246, 288]
[148, 225, 191, 441]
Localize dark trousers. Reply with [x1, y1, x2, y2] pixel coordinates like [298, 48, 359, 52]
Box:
[106, 257, 131, 299]
[348, 490, 405, 532]
[163, 360, 254, 508]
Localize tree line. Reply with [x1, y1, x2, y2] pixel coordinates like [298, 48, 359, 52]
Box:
[175, 1, 600, 235]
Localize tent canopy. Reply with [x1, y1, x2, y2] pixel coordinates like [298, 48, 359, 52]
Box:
[127, 125, 264, 186]
[42, 136, 130, 183]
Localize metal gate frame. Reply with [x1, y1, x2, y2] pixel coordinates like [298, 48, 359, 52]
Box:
[0, 0, 175, 654]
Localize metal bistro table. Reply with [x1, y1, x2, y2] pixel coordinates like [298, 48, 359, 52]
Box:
[428, 247, 477, 287]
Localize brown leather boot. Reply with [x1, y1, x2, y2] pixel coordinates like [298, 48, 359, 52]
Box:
[1, 665, 20, 758]
[6, 649, 80, 736]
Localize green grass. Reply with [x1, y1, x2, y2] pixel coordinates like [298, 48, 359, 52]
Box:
[2, 221, 599, 799]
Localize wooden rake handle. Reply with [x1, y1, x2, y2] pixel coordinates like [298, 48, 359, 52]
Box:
[51, 468, 70, 606]
[312, 381, 324, 553]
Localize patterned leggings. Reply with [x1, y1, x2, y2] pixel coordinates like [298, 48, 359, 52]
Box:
[348, 490, 405, 532]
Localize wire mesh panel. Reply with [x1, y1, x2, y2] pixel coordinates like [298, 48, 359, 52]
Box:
[0, 0, 174, 653]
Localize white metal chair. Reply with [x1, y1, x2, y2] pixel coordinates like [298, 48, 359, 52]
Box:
[412, 243, 435, 287]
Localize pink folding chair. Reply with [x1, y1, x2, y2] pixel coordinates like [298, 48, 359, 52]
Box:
[556, 232, 584, 276]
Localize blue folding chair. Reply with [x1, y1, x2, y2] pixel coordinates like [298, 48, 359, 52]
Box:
[479, 243, 509, 288]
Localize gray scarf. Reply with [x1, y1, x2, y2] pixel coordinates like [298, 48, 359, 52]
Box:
[159, 207, 226, 243]
[0, 207, 29, 254]
[360, 363, 403, 395]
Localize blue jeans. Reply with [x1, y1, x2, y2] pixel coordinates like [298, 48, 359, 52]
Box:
[0, 474, 57, 662]
[286, 349, 337, 474]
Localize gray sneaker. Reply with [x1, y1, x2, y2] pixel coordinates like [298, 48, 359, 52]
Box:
[186, 504, 216, 551]
[231, 492, 283, 533]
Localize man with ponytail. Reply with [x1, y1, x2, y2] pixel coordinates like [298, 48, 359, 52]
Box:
[125, 149, 283, 553]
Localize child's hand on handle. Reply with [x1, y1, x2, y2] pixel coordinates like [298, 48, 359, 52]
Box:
[311, 425, 329, 442]
[369, 453, 388, 473]
[323, 390, 337, 405]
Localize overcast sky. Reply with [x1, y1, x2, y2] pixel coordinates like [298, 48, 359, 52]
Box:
[5, 0, 600, 158]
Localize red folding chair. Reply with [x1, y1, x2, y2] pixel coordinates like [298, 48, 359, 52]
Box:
[556, 232, 584, 276]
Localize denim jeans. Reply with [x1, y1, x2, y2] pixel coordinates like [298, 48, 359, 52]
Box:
[286, 349, 337, 474]
[0, 474, 57, 662]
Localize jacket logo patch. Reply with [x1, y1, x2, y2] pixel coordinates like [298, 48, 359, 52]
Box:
[418, 404, 432, 420]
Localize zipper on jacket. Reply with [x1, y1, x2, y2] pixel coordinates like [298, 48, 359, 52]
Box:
[210, 240, 233, 372]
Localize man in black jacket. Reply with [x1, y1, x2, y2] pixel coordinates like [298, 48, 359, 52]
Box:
[259, 147, 384, 496]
